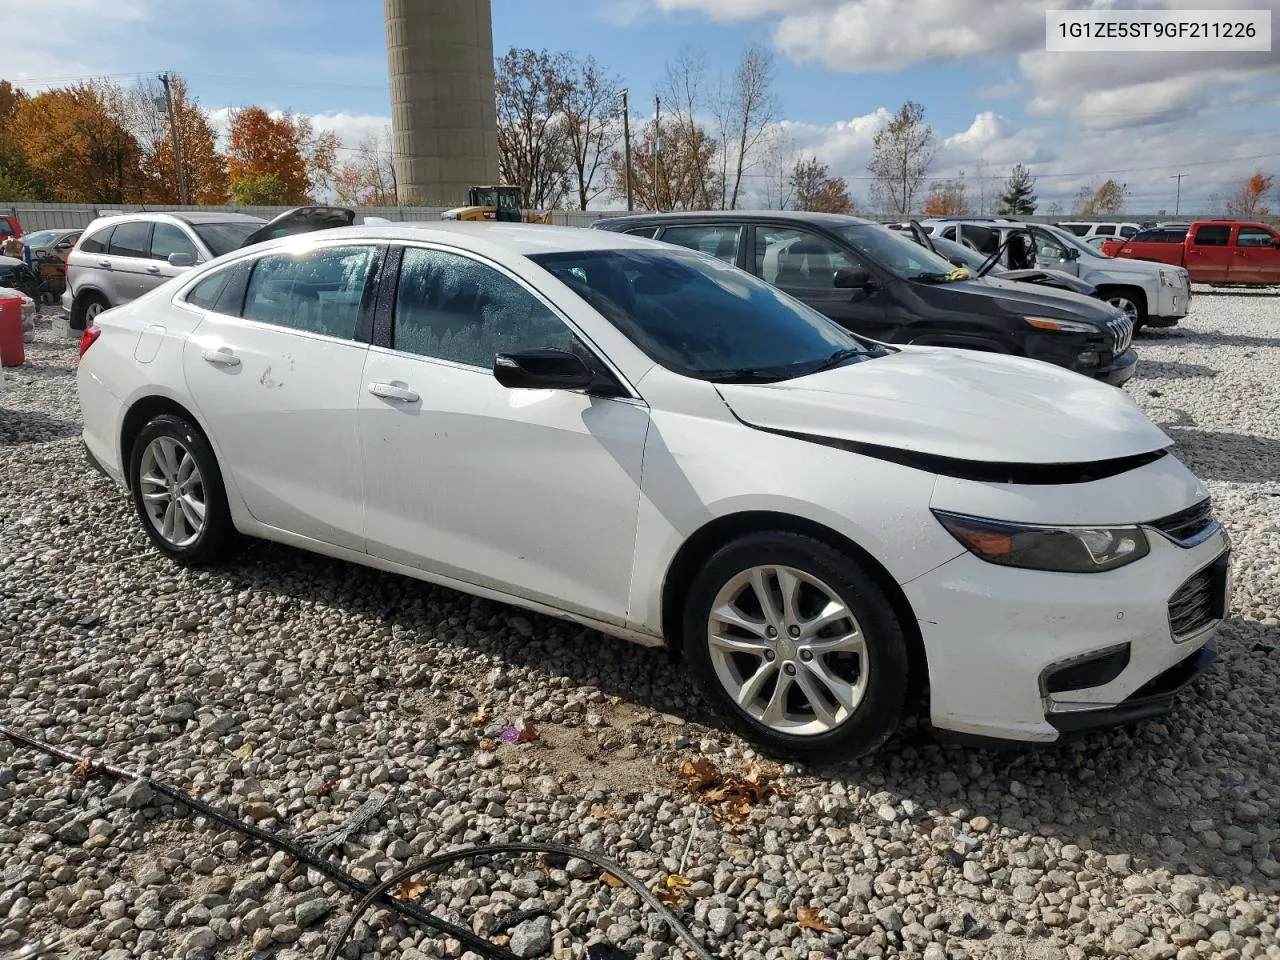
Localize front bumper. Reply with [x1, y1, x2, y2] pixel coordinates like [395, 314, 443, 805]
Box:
[1152, 281, 1190, 323]
[903, 476, 1230, 742]
[1097, 346, 1138, 386]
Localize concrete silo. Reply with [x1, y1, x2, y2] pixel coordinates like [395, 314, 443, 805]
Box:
[383, 0, 500, 206]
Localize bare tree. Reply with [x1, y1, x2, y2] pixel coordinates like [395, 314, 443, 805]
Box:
[335, 128, 397, 206]
[973, 156, 989, 215]
[555, 54, 623, 210]
[1046, 200, 1063, 216]
[867, 101, 937, 216]
[723, 43, 778, 210]
[607, 119, 719, 211]
[924, 174, 971, 216]
[760, 129, 797, 210]
[659, 45, 719, 209]
[495, 47, 573, 209]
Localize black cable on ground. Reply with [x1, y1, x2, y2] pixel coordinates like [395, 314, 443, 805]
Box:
[0, 721, 718, 960]
[323, 842, 718, 960]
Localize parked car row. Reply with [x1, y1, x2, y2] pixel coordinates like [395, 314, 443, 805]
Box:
[1101, 220, 1280, 286]
[73, 208, 1229, 762]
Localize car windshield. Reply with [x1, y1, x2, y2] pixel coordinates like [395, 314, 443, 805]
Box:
[832, 222, 969, 281]
[529, 247, 880, 382]
[21, 231, 58, 246]
[929, 235, 1005, 275]
[192, 221, 262, 257]
[1044, 225, 1102, 259]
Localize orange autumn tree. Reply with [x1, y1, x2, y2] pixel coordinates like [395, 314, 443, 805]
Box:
[11, 81, 141, 202]
[1224, 170, 1274, 217]
[226, 107, 309, 203]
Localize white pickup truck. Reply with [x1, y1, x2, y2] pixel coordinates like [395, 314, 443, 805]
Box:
[918, 218, 1191, 330]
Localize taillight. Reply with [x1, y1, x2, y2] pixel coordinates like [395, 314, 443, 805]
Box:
[79, 325, 101, 358]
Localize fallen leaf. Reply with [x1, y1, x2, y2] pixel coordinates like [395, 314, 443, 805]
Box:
[232, 742, 253, 759]
[396, 877, 428, 901]
[668, 756, 784, 821]
[186, 787, 198, 798]
[499, 719, 539, 745]
[314, 779, 337, 798]
[797, 906, 834, 933]
[599, 872, 624, 888]
[73, 758, 93, 784]
[468, 706, 488, 727]
[479, 738, 498, 751]
[651, 874, 691, 906]
[676, 756, 719, 792]
[588, 803, 611, 819]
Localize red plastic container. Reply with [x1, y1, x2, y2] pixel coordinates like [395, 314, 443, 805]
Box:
[0, 295, 24, 367]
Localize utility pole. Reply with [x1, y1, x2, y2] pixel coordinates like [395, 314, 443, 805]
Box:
[620, 89, 634, 212]
[159, 73, 188, 205]
[653, 97, 661, 212]
[1170, 173, 1186, 217]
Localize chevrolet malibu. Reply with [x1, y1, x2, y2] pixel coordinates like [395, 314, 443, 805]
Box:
[76, 223, 1230, 760]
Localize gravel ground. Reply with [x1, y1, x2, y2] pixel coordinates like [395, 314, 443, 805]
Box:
[1, 293, 1278, 960]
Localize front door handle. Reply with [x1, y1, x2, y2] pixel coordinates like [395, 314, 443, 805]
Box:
[146, 264, 162, 274]
[97, 259, 112, 269]
[368, 381, 420, 403]
[202, 347, 241, 368]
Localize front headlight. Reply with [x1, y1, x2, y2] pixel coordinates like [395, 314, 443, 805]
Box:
[1024, 316, 1097, 334]
[933, 510, 1150, 573]
[1159, 269, 1175, 287]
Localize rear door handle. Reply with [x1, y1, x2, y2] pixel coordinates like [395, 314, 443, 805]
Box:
[368, 381, 420, 403]
[202, 347, 241, 368]
[146, 264, 162, 274]
[97, 259, 112, 269]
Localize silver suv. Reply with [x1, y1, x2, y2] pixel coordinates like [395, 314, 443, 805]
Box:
[61, 208, 359, 330]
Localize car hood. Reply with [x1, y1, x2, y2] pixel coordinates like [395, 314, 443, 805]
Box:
[949, 276, 1113, 320]
[717, 347, 1170, 465]
[1081, 252, 1168, 276]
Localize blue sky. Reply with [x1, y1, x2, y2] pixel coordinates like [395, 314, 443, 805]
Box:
[4, 0, 1280, 211]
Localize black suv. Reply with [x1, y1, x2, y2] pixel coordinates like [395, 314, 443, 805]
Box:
[591, 211, 1136, 386]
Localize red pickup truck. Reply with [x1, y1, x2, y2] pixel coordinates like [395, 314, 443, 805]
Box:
[1101, 220, 1280, 285]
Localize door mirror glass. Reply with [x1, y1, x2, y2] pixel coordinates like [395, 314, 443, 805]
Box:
[168, 252, 196, 267]
[834, 267, 872, 289]
[494, 349, 594, 391]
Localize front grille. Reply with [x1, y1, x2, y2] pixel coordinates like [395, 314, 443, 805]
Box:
[1167, 556, 1228, 641]
[1150, 499, 1216, 545]
[1105, 314, 1133, 354]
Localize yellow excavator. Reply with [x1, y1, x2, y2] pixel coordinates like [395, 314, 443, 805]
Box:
[441, 185, 554, 224]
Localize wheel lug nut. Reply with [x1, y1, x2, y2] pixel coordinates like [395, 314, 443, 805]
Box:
[783, 663, 797, 676]
[764, 650, 775, 661]
[788, 625, 800, 638]
[766, 627, 777, 638]
[800, 649, 813, 662]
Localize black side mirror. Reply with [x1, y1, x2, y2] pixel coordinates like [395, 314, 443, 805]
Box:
[1063, 247, 1080, 261]
[494, 349, 595, 391]
[948, 257, 967, 268]
[1271, 238, 1280, 249]
[834, 267, 872, 289]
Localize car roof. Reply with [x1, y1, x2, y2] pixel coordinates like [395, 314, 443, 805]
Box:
[84, 211, 266, 229]
[238, 221, 670, 257]
[592, 210, 877, 230]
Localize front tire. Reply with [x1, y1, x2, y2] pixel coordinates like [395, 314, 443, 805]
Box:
[1100, 288, 1147, 330]
[682, 532, 910, 762]
[128, 415, 239, 566]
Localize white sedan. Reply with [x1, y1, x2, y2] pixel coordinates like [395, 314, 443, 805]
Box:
[76, 223, 1229, 760]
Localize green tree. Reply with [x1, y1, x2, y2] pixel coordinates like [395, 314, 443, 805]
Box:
[230, 171, 288, 205]
[997, 163, 1037, 215]
[791, 155, 854, 214]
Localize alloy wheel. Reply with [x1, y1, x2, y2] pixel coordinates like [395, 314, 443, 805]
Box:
[138, 436, 206, 548]
[84, 300, 104, 321]
[1106, 295, 1139, 321]
[707, 565, 869, 736]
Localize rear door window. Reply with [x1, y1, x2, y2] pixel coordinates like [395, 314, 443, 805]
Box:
[108, 221, 152, 258]
[1193, 225, 1231, 246]
[1093, 225, 1115, 236]
[151, 223, 200, 261]
[78, 225, 115, 254]
[755, 226, 861, 292]
[657, 224, 742, 264]
[623, 226, 658, 238]
[243, 245, 375, 341]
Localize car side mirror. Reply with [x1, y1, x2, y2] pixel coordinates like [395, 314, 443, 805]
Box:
[834, 267, 873, 289]
[494, 349, 595, 391]
[168, 252, 196, 267]
[1272, 238, 1280, 249]
[1063, 247, 1080, 261]
[948, 257, 967, 268]
[56, 240, 73, 250]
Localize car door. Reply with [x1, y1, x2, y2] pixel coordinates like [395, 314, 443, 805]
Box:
[103, 220, 156, 303]
[357, 243, 650, 625]
[750, 224, 897, 339]
[148, 222, 202, 286]
[1188, 224, 1231, 282]
[181, 243, 380, 551]
[654, 223, 746, 267]
[1029, 226, 1081, 276]
[1230, 225, 1280, 284]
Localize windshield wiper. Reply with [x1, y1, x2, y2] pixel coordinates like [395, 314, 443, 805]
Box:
[801, 347, 867, 376]
[702, 367, 792, 383]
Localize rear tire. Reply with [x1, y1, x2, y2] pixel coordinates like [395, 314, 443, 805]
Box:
[681, 531, 910, 762]
[128, 415, 240, 566]
[72, 292, 107, 332]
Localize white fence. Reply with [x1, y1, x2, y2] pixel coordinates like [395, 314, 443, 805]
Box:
[3, 202, 1264, 233]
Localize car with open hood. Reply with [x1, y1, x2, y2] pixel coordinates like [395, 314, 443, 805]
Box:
[77, 222, 1227, 761]
[61, 207, 355, 330]
[592, 211, 1136, 386]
